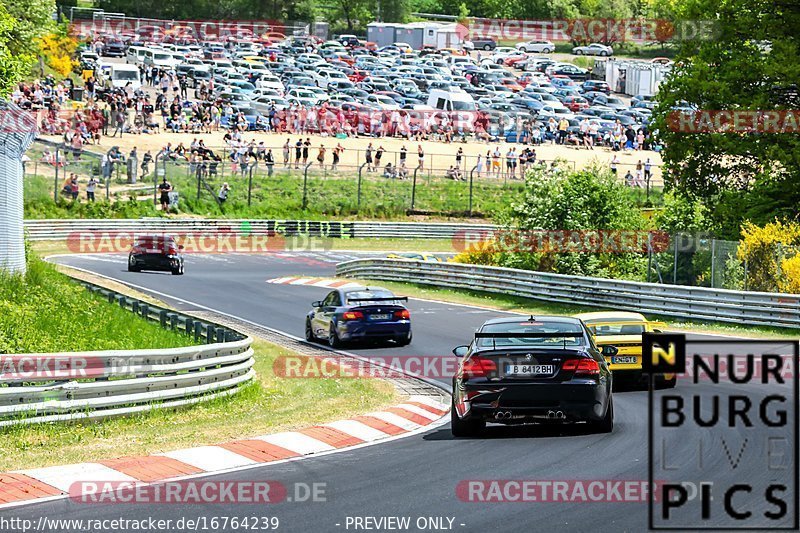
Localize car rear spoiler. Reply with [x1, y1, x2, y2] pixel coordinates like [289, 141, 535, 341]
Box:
[475, 332, 584, 350]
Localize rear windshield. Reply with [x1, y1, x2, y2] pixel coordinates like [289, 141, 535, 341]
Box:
[477, 321, 586, 348]
[586, 322, 646, 336]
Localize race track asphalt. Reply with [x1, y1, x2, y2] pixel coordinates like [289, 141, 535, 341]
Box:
[2, 252, 795, 533]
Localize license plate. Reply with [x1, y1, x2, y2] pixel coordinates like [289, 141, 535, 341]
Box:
[369, 313, 390, 320]
[505, 364, 554, 375]
[611, 356, 637, 364]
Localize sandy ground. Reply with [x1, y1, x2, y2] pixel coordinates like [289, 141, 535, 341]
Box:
[40, 130, 664, 184]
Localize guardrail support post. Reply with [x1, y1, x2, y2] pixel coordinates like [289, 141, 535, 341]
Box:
[206, 324, 215, 343]
[184, 317, 193, 334]
[216, 328, 225, 343]
[160, 310, 168, 328]
[140, 304, 148, 319]
[169, 313, 178, 330]
[194, 321, 203, 341]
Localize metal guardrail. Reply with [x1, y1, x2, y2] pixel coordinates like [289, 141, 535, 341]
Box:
[23, 219, 497, 241]
[0, 281, 254, 426]
[335, 259, 800, 329]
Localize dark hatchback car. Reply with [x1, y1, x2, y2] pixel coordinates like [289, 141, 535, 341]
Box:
[102, 39, 126, 57]
[450, 316, 614, 436]
[128, 235, 185, 275]
[469, 38, 497, 51]
[306, 286, 411, 347]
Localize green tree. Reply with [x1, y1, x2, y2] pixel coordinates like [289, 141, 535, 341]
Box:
[652, 0, 800, 237]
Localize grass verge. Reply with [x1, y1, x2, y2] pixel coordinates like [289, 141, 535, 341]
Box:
[357, 279, 799, 339]
[0, 338, 397, 470]
[0, 253, 198, 353]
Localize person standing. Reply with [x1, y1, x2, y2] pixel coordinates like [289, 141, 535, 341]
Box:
[475, 153, 484, 178]
[294, 138, 303, 169]
[644, 157, 652, 185]
[302, 138, 310, 166]
[399, 145, 407, 168]
[365, 142, 374, 172]
[374, 145, 384, 169]
[332, 143, 344, 171]
[158, 178, 172, 211]
[492, 146, 501, 178]
[417, 145, 424, 171]
[141, 150, 153, 179]
[610, 154, 620, 176]
[218, 182, 230, 204]
[317, 144, 326, 169]
[86, 176, 98, 202]
[283, 139, 291, 168]
[455, 147, 463, 171]
[265, 149, 275, 177]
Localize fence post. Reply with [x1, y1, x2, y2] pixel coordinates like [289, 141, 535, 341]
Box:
[672, 233, 679, 284]
[411, 167, 418, 211]
[710, 239, 716, 288]
[153, 149, 165, 205]
[302, 162, 312, 210]
[53, 148, 60, 202]
[468, 165, 477, 215]
[248, 163, 254, 206]
[357, 161, 367, 212]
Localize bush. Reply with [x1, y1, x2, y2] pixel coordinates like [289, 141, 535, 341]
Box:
[453, 166, 650, 280]
[737, 220, 800, 293]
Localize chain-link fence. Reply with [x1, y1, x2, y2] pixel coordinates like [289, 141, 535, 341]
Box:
[647, 233, 752, 290]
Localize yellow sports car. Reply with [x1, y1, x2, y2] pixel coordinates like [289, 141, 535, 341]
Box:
[573, 311, 676, 388]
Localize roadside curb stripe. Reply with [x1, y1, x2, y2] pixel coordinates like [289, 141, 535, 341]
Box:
[0, 397, 448, 509]
[219, 440, 300, 463]
[352, 415, 408, 436]
[0, 474, 62, 503]
[159, 446, 258, 471]
[298, 426, 365, 448]
[18, 463, 137, 493]
[99, 456, 203, 483]
[385, 407, 435, 426]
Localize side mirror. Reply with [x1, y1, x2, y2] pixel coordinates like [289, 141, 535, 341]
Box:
[652, 329, 662, 333]
[601, 345, 618, 357]
[452, 345, 469, 357]
[312, 301, 322, 308]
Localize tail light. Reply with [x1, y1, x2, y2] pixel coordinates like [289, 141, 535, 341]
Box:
[342, 311, 364, 321]
[462, 356, 497, 378]
[393, 309, 410, 320]
[561, 358, 600, 376]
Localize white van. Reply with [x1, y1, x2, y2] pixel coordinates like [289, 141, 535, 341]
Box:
[126, 45, 148, 65]
[143, 48, 179, 69]
[427, 89, 476, 111]
[104, 63, 142, 90]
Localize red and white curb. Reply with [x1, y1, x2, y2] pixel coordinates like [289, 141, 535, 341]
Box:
[0, 395, 449, 509]
[266, 276, 362, 289]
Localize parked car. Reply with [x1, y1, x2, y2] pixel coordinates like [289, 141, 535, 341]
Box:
[515, 40, 555, 54]
[465, 38, 497, 51]
[572, 43, 614, 56]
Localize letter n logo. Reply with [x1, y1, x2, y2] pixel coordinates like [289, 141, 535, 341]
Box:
[642, 333, 686, 374]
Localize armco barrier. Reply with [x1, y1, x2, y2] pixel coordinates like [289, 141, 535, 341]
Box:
[0, 281, 254, 427]
[22, 219, 496, 241]
[335, 258, 800, 329]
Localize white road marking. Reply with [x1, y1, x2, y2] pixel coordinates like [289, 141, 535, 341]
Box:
[19, 463, 137, 493]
